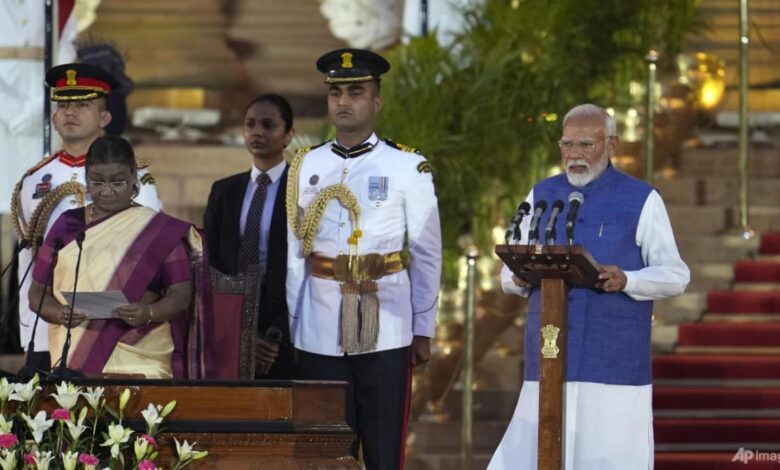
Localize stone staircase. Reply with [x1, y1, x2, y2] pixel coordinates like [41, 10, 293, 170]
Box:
[690, 0, 780, 111]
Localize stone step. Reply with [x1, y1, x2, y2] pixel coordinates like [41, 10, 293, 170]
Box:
[656, 176, 780, 206]
[652, 324, 679, 354]
[665, 205, 780, 236]
[654, 293, 707, 324]
[406, 453, 492, 470]
[409, 421, 506, 454]
[678, 147, 780, 177]
[675, 235, 760, 264]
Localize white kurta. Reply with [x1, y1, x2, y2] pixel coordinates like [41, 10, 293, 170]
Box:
[490, 188, 689, 470]
[286, 134, 442, 356]
[16, 155, 162, 352]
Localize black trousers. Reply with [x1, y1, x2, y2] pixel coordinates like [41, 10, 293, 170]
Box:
[297, 347, 412, 470]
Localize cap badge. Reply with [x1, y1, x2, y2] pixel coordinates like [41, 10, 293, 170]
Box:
[65, 69, 77, 86]
[341, 52, 353, 68]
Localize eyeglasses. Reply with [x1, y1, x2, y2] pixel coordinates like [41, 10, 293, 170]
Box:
[558, 137, 613, 152]
[88, 180, 129, 192]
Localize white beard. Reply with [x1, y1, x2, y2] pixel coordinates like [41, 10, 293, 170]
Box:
[565, 157, 608, 187]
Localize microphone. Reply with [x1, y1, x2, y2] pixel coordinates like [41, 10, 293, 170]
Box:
[504, 201, 532, 243]
[18, 238, 62, 379]
[53, 232, 86, 379]
[527, 200, 548, 244]
[544, 200, 565, 245]
[565, 191, 585, 244]
[264, 325, 284, 344]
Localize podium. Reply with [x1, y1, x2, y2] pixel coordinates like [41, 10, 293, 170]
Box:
[495, 244, 600, 470]
[39, 378, 359, 469]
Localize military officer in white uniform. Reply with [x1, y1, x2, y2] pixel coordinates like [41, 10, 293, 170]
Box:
[286, 49, 442, 470]
[12, 63, 161, 375]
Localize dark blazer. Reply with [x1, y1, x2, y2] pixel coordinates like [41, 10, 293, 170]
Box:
[203, 167, 290, 341]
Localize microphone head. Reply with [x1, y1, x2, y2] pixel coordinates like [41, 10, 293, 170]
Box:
[552, 199, 565, 211]
[518, 201, 532, 215]
[35, 237, 45, 248]
[264, 326, 284, 343]
[54, 238, 64, 250]
[535, 200, 548, 212]
[568, 191, 584, 204]
[18, 239, 30, 250]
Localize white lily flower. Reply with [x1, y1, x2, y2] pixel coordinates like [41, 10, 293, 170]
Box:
[161, 400, 176, 418]
[174, 438, 207, 462]
[118, 388, 131, 412]
[10, 375, 41, 403]
[0, 415, 12, 433]
[33, 450, 54, 470]
[52, 382, 81, 410]
[134, 437, 150, 461]
[0, 449, 16, 470]
[100, 423, 133, 459]
[61, 451, 78, 470]
[65, 408, 88, 441]
[140, 404, 163, 429]
[80, 387, 105, 410]
[0, 378, 12, 402]
[22, 411, 54, 443]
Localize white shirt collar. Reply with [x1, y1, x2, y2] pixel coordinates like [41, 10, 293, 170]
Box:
[250, 159, 287, 184]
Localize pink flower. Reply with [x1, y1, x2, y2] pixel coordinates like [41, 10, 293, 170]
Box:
[51, 408, 70, 421]
[23, 453, 36, 465]
[138, 460, 157, 470]
[0, 432, 17, 449]
[140, 434, 157, 449]
[79, 453, 99, 465]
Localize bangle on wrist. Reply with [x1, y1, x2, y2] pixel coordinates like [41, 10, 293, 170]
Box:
[147, 305, 155, 324]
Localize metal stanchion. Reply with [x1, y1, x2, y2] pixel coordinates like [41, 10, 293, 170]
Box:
[461, 247, 479, 470]
[643, 50, 659, 183]
[736, 0, 755, 239]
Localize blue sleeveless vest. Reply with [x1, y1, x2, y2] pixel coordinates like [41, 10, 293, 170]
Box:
[524, 165, 654, 385]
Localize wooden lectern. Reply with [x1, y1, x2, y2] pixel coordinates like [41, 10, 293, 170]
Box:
[495, 244, 600, 470]
[40, 378, 359, 469]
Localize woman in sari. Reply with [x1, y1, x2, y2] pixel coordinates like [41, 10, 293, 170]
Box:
[29, 135, 216, 379]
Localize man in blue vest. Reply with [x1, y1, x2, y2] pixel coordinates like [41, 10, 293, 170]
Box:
[489, 103, 690, 469]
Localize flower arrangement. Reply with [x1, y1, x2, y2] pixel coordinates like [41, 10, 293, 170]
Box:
[0, 375, 207, 470]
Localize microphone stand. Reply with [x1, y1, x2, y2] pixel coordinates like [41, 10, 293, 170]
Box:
[52, 232, 86, 379]
[18, 238, 59, 380]
[2, 238, 42, 330]
[0, 239, 30, 280]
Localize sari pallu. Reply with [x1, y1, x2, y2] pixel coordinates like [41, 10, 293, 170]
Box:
[34, 206, 217, 379]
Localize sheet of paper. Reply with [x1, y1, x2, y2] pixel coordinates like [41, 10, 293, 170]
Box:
[60, 290, 129, 320]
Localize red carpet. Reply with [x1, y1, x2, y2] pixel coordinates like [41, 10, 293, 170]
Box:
[656, 452, 780, 470]
[655, 418, 780, 443]
[653, 354, 780, 379]
[654, 387, 780, 409]
[654, 233, 780, 468]
[760, 233, 780, 255]
[706, 291, 780, 313]
[677, 322, 780, 347]
[734, 260, 780, 283]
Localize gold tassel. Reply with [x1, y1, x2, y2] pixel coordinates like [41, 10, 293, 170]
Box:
[358, 281, 380, 352]
[340, 282, 361, 353]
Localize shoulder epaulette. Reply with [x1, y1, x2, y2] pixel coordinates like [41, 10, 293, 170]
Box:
[295, 141, 328, 156]
[24, 154, 57, 177]
[384, 139, 422, 155]
[136, 159, 150, 170]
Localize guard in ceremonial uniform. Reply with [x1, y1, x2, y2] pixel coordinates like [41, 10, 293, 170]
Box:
[11, 63, 161, 374]
[286, 49, 442, 469]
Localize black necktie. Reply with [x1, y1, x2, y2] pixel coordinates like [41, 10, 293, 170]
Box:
[239, 173, 272, 272]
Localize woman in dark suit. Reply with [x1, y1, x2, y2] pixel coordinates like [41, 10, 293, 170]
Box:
[203, 94, 295, 378]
